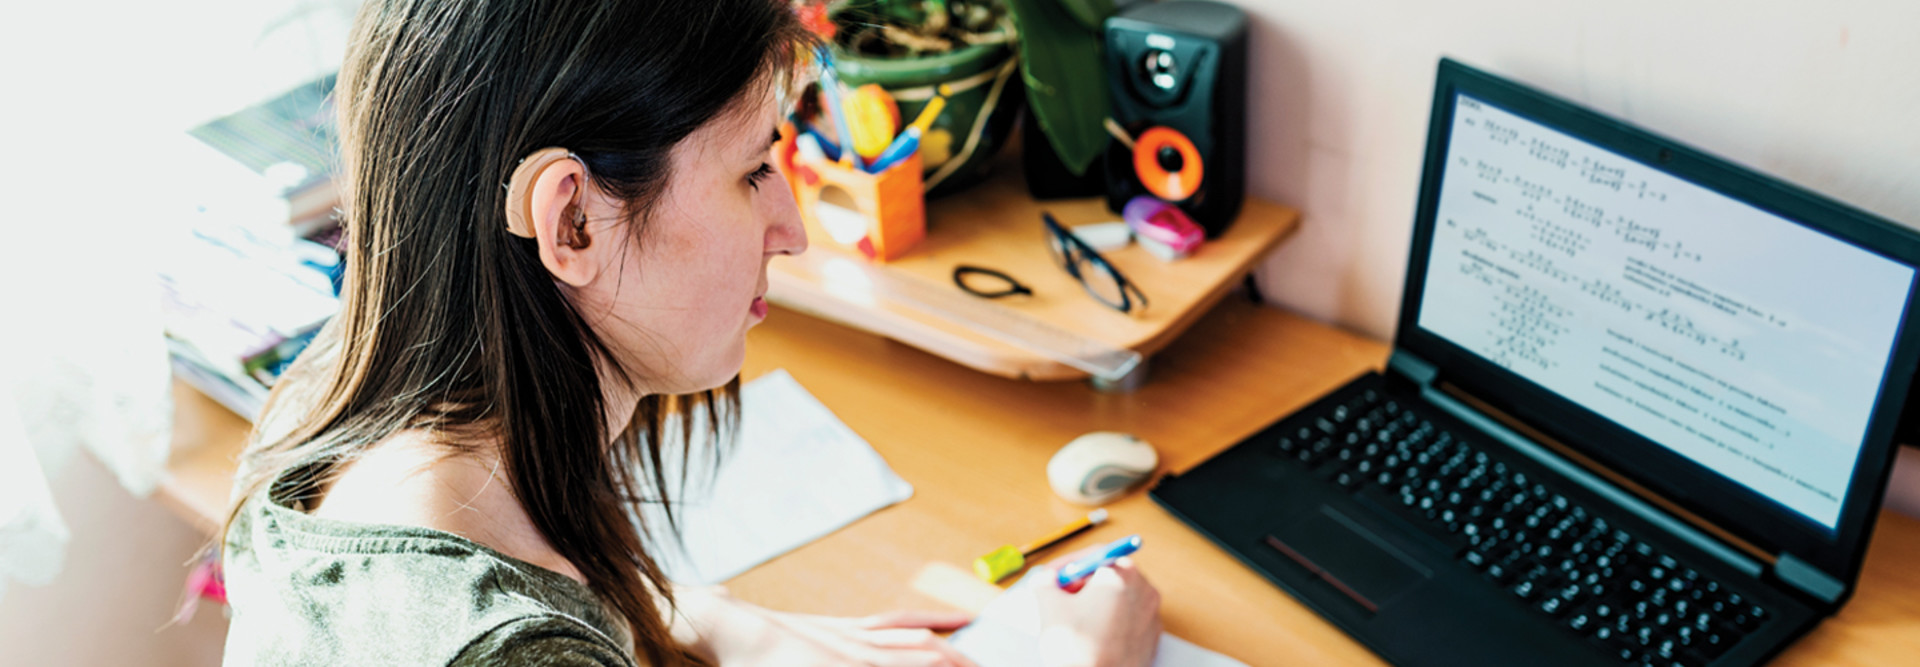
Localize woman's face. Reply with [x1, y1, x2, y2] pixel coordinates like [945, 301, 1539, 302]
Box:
[571, 88, 806, 395]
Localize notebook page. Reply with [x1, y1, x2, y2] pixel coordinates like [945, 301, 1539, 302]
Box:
[638, 369, 914, 585]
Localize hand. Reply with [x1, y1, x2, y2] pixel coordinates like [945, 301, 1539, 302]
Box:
[1033, 550, 1163, 667]
[672, 587, 979, 667]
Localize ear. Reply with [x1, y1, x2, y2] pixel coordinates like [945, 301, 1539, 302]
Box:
[506, 148, 603, 287]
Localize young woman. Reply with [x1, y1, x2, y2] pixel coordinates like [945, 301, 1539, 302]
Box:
[220, 1, 1162, 665]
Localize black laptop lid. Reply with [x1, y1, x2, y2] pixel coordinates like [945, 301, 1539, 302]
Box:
[1394, 58, 1920, 592]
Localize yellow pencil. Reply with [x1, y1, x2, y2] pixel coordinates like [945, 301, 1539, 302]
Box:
[973, 508, 1109, 583]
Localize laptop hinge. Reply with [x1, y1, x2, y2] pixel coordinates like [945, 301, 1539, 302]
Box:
[1419, 385, 1766, 580]
[1387, 350, 1438, 387]
[1772, 553, 1844, 604]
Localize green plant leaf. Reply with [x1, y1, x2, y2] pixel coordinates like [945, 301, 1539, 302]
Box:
[1004, 0, 1113, 175]
[1055, 0, 1113, 31]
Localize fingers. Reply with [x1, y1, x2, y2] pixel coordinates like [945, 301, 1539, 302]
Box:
[1108, 558, 1164, 610]
[856, 610, 981, 667]
[864, 627, 939, 648]
[859, 609, 974, 631]
[1035, 558, 1113, 594]
[1037, 558, 1163, 609]
[1045, 550, 1149, 593]
[1107, 557, 1152, 590]
[1095, 557, 1155, 589]
[1046, 555, 1134, 595]
[914, 636, 982, 667]
[1063, 562, 1126, 595]
[750, 609, 984, 667]
[860, 628, 982, 667]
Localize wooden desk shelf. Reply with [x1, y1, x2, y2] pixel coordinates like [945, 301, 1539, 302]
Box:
[769, 162, 1298, 382]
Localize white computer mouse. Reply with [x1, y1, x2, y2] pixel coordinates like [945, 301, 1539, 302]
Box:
[1048, 432, 1160, 505]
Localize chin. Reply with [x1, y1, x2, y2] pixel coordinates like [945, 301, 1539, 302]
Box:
[681, 350, 748, 393]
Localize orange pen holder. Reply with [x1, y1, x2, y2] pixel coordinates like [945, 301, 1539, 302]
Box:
[776, 125, 926, 262]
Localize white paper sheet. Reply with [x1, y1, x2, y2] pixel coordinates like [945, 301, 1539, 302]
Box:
[951, 572, 1249, 667]
[638, 370, 913, 585]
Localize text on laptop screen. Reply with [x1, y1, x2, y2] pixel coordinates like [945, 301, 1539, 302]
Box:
[1418, 94, 1914, 531]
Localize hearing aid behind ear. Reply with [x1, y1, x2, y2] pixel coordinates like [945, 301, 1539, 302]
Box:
[504, 147, 589, 238]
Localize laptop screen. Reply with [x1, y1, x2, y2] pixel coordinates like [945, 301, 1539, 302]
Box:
[1415, 93, 1915, 532]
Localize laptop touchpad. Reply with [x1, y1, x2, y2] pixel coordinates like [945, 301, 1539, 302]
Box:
[1265, 505, 1434, 613]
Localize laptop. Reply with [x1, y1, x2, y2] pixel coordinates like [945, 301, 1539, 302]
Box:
[1152, 58, 1920, 667]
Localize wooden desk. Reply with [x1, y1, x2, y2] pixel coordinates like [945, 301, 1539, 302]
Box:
[160, 301, 1920, 665]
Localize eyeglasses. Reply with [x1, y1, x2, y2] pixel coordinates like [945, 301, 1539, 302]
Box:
[1042, 212, 1149, 314]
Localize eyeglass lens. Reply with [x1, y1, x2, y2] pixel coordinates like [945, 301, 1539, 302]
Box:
[1076, 258, 1131, 310]
[1043, 213, 1148, 313]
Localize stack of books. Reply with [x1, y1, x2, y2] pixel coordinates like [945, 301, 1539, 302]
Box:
[160, 224, 339, 420]
[188, 73, 340, 238]
[165, 73, 344, 420]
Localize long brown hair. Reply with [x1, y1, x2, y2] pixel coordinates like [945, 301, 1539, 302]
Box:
[223, 1, 812, 664]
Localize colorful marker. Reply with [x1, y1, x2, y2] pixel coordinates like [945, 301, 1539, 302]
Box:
[860, 94, 944, 173]
[907, 95, 947, 134]
[1057, 534, 1142, 592]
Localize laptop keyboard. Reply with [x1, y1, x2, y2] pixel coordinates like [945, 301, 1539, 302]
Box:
[1270, 387, 1770, 667]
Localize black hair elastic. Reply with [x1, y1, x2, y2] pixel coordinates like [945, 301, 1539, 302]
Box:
[953, 265, 1034, 299]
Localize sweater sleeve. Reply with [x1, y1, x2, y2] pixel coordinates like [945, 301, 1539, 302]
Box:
[449, 615, 639, 667]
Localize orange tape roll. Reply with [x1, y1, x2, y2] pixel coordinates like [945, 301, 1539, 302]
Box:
[1132, 126, 1204, 202]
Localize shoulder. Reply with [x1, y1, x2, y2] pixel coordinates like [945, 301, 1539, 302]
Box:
[451, 615, 639, 667]
[223, 487, 630, 666]
[312, 431, 587, 582]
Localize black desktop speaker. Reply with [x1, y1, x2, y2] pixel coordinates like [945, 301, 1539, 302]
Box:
[1102, 0, 1248, 237]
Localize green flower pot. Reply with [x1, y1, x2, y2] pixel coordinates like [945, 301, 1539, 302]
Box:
[832, 40, 1024, 198]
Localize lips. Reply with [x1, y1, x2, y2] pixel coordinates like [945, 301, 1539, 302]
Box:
[750, 273, 770, 319]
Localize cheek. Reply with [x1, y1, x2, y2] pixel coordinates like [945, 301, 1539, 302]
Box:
[646, 205, 764, 324]
[590, 227, 750, 387]
[653, 217, 761, 385]
[596, 168, 770, 387]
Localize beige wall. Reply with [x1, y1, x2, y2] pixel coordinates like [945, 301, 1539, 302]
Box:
[1237, 0, 1920, 340]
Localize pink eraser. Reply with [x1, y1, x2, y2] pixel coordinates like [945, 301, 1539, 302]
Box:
[1122, 196, 1203, 257]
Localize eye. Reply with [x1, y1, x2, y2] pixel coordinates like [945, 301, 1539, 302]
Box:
[747, 163, 777, 190]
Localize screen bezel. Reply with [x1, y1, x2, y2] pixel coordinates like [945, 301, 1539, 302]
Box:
[1396, 58, 1920, 588]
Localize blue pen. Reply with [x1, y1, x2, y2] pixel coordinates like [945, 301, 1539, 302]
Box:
[1056, 535, 1142, 591]
[864, 126, 921, 173]
[800, 126, 843, 161]
[815, 48, 863, 170]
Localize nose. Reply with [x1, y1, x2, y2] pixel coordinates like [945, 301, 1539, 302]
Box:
[766, 178, 808, 256]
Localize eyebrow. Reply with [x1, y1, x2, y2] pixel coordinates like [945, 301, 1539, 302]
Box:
[746, 127, 781, 162]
